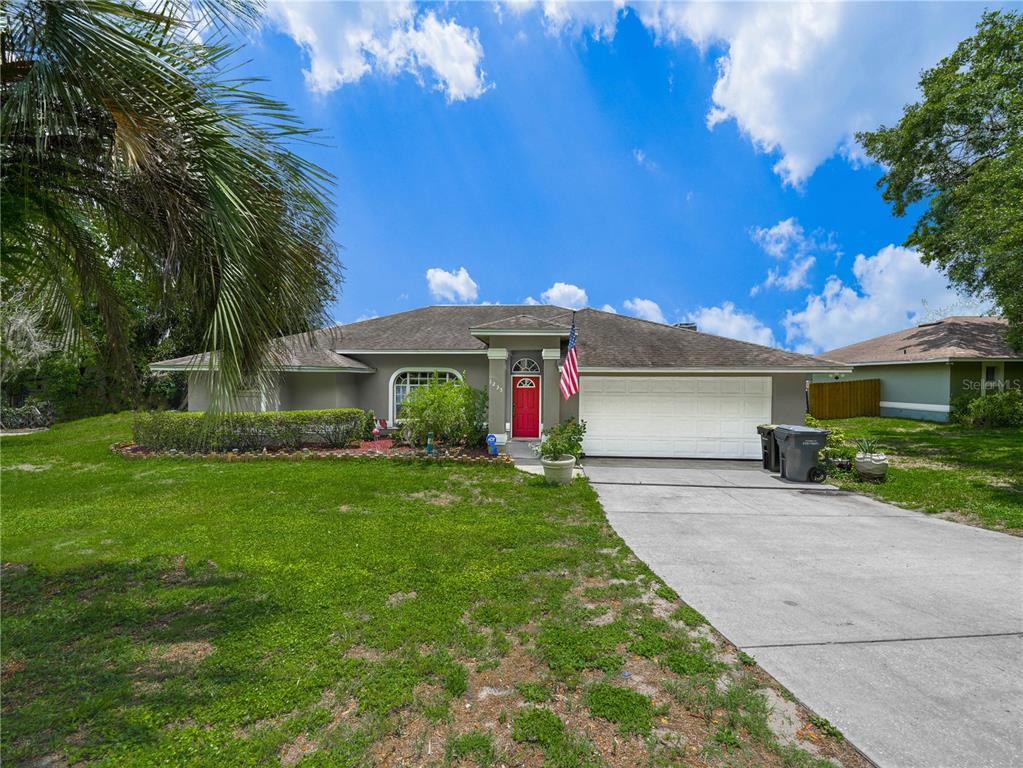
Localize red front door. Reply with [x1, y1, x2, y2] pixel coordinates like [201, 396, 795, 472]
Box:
[512, 376, 540, 438]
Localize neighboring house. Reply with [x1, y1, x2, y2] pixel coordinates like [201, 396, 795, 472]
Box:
[151, 305, 847, 459]
[818, 316, 1022, 422]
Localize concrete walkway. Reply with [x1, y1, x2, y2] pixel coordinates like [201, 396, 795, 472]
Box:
[504, 439, 584, 478]
[586, 458, 1023, 768]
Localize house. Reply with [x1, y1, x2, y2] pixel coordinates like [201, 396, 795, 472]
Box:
[817, 316, 1022, 422]
[151, 305, 847, 459]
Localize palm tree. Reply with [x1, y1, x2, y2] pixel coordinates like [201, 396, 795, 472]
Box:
[1, 0, 340, 408]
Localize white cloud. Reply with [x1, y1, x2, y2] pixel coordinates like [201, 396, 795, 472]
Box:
[599, 304, 617, 314]
[623, 297, 666, 324]
[685, 302, 777, 347]
[750, 217, 805, 260]
[267, 2, 488, 102]
[749, 217, 837, 294]
[635, 2, 982, 185]
[540, 282, 588, 309]
[782, 245, 980, 353]
[522, 295, 540, 305]
[632, 148, 658, 172]
[501, 1, 625, 40]
[426, 266, 479, 302]
[508, 2, 981, 185]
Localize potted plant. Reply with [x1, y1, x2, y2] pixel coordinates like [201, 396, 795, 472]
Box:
[854, 438, 889, 481]
[534, 418, 586, 485]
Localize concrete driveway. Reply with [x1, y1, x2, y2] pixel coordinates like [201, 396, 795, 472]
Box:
[585, 458, 1023, 768]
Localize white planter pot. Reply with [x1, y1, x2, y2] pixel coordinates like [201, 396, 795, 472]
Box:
[540, 455, 576, 485]
[855, 453, 889, 481]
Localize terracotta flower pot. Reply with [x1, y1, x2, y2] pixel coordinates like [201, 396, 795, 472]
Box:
[540, 455, 576, 485]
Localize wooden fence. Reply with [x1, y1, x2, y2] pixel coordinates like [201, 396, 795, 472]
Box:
[808, 379, 880, 420]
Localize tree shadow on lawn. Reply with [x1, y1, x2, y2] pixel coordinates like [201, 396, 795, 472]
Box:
[1, 556, 284, 765]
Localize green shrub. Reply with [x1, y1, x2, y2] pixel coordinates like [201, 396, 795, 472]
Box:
[398, 373, 487, 447]
[950, 393, 979, 424]
[536, 418, 587, 460]
[304, 409, 367, 448]
[958, 389, 1023, 428]
[362, 409, 377, 440]
[132, 408, 367, 451]
[805, 414, 854, 459]
[0, 400, 55, 429]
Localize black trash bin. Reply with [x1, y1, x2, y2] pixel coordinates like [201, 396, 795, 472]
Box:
[774, 425, 829, 482]
[756, 424, 780, 472]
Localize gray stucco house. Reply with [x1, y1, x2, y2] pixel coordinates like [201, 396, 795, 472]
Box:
[817, 316, 1022, 422]
[151, 305, 847, 459]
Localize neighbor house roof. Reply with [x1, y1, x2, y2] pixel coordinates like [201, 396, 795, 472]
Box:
[151, 305, 845, 372]
[822, 316, 1019, 365]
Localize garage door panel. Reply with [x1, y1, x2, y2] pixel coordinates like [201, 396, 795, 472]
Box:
[579, 376, 773, 459]
[743, 378, 771, 395]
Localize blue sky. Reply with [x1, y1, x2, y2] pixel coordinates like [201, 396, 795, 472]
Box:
[243, 2, 993, 353]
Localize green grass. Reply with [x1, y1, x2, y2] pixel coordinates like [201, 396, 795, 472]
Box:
[584, 683, 656, 736]
[515, 680, 553, 703]
[446, 730, 497, 766]
[512, 708, 600, 768]
[1, 415, 853, 768]
[818, 416, 1023, 531]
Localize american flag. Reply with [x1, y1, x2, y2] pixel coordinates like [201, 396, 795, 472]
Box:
[560, 314, 579, 399]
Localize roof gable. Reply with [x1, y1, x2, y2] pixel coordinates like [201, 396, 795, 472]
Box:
[470, 313, 572, 333]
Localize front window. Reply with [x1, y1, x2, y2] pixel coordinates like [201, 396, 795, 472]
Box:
[393, 370, 460, 420]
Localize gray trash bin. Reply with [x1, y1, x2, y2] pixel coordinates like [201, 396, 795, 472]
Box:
[756, 424, 780, 472]
[774, 425, 829, 482]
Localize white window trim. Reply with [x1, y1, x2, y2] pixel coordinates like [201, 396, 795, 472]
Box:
[512, 358, 541, 373]
[388, 367, 462, 425]
[510, 373, 541, 439]
[981, 361, 1005, 394]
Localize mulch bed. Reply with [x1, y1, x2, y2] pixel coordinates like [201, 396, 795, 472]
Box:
[111, 439, 511, 464]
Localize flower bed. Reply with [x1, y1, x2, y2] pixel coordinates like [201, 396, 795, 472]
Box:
[111, 438, 510, 464]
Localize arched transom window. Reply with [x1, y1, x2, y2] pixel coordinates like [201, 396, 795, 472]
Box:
[391, 369, 460, 421]
[512, 358, 540, 373]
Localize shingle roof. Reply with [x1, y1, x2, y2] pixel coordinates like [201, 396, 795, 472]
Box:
[151, 305, 843, 371]
[571, 309, 838, 369]
[326, 305, 574, 350]
[150, 330, 372, 372]
[822, 316, 1019, 364]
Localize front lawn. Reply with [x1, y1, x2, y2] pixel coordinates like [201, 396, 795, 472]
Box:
[817, 416, 1023, 533]
[1, 415, 862, 767]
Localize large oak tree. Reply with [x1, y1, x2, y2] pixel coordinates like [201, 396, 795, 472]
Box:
[858, 10, 1022, 348]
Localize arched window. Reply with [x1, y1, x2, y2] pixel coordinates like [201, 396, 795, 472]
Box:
[516, 378, 536, 388]
[390, 369, 461, 423]
[512, 358, 540, 373]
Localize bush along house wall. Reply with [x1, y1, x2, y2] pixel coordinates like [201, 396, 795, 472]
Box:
[132, 409, 367, 452]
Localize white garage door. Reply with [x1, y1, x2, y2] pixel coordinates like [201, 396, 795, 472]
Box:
[579, 376, 772, 459]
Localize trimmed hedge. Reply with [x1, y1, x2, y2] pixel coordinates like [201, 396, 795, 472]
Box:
[133, 408, 367, 452]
